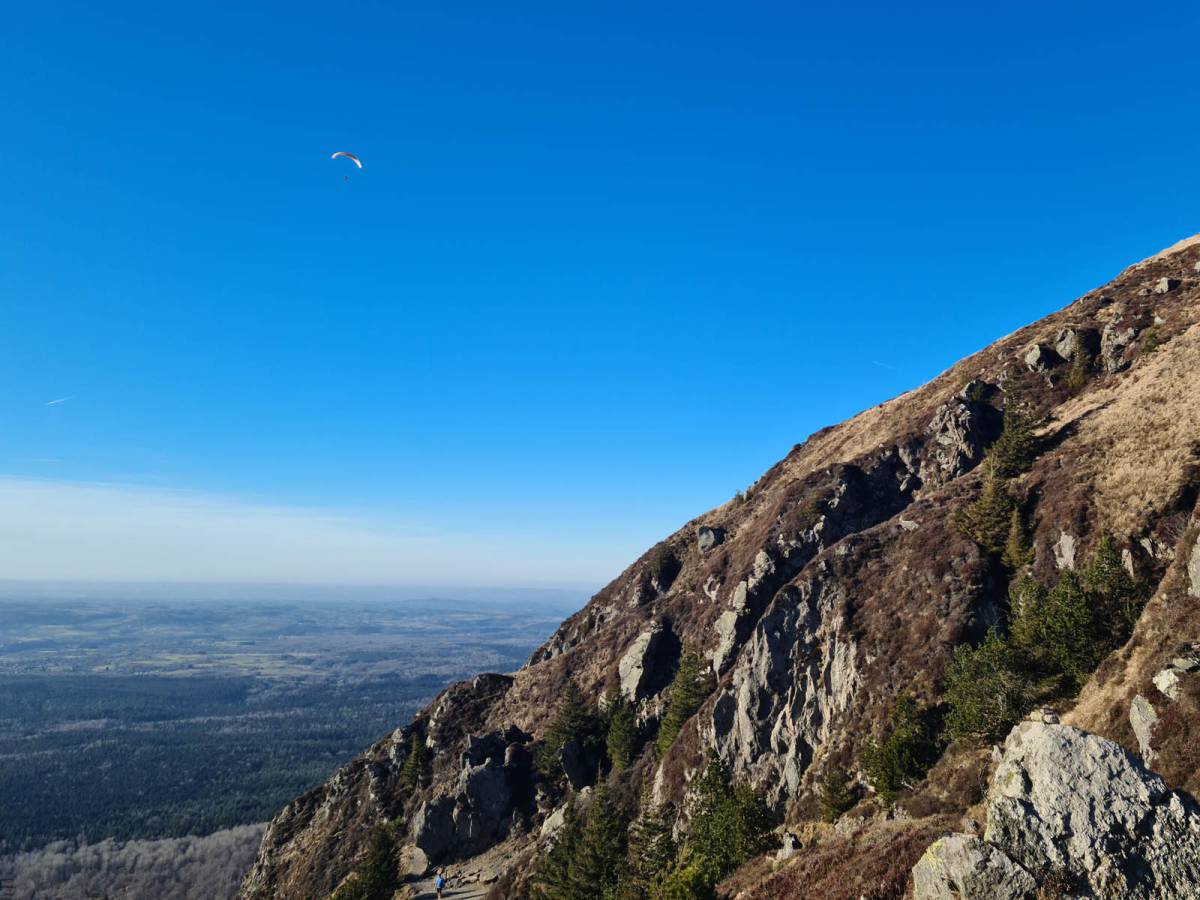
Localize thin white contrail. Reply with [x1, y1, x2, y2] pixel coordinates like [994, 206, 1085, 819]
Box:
[44, 395, 75, 406]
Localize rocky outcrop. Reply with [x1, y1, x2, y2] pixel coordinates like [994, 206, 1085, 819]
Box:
[917, 395, 1000, 488]
[617, 623, 674, 702]
[912, 723, 1200, 899]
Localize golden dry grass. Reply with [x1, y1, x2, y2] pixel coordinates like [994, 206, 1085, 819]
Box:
[1047, 321, 1200, 536]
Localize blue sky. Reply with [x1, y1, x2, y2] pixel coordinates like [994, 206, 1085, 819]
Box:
[2, 2, 1198, 586]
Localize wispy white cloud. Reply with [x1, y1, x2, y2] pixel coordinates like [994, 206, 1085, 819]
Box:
[44, 395, 75, 406]
[0, 476, 604, 587]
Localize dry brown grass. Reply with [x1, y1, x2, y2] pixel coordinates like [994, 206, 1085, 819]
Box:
[1045, 321, 1200, 536]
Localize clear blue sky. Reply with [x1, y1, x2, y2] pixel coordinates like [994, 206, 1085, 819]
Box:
[2, 1, 1198, 586]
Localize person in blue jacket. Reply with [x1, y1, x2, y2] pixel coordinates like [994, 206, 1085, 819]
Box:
[434, 870, 446, 898]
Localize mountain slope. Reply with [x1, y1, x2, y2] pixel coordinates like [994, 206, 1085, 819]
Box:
[240, 236, 1200, 899]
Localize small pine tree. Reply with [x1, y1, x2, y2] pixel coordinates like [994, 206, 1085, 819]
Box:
[569, 784, 629, 898]
[606, 698, 637, 770]
[655, 648, 711, 758]
[861, 694, 938, 807]
[818, 768, 855, 822]
[330, 824, 401, 900]
[399, 731, 429, 791]
[619, 788, 677, 900]
[1002, 505, 1033, 570]
[943, 629, 1032, 739]
[685, 751, 772, 882]
[1007, 574, 1049, 667]
[1040, 570, 1100, 684]
[955, 460, 1016, 555]
[535, 681, 600, 778]
[1083, 535, 1141, 640]
[532, 797, 582, 900]
[987, 400, 1039, 477]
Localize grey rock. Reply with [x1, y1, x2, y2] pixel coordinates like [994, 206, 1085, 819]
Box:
[1189, 538, 1200, 598]
[618, 624, 667, 702]
[1130, 694, 1159, 762]
[1054, 328, 1081, 361]
[1154, 667, 1183, 701]
[1053, 531, 1077, 570]
[1101, 318, 1139, 373]
[697, 525, 725, 554]
[1023, 343, 1060, 373]
[775, 832, 800, 862]
[1155, 277, 1181, 294]
[984, 723, 1200, 898]
[407, 846, 429, 877]
[918, 397, 1000, 489]
[911, 834, 1036, 900]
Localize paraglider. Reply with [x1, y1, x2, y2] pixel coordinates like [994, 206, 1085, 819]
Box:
[330, 151, 363, 169]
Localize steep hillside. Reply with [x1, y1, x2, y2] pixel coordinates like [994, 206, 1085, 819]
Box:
[241, 236, 1200, 899]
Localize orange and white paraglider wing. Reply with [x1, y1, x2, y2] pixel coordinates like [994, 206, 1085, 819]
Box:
[330, 151, 363, 169]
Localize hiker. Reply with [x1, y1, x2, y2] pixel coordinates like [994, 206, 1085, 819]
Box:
[435, 870, 447, 898]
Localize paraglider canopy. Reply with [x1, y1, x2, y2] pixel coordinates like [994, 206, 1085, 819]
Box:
[330, 151, 362, 169]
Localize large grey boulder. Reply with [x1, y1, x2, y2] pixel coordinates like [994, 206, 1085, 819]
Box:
[911, 834, 1036, 900]
[913, 722, 1200, 899]
[1023, 343, 1060, 372]
[618, 623, 670, 702]
[697, 525, 725, 554]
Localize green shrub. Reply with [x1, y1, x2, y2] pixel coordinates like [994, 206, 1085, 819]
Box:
[943, 629, 1032, 739]
[655, 648, 711, 758]
[1082, 535, 1141, 641]
[1141, 328, 1162, 354]
[861, 694, 938, 806]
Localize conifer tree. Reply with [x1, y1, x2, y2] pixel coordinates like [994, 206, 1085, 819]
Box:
[860, 694, 937, 806]
[655, 648, 710, 758]
[685, 752, 772, 881]
[535, 681, 599, 778]
[955, 459, 1016, 555]
[942, 629, 1032, 738]
[987, 399, 1039, 477]
[606, 698, 637, 771]
[1002, 505, 1033, 570]
[1083, 535, 1140, 639]
[619, 787, 677, 900]
[1040, 570, 1099, 684]
[532, 796, 582, 900]
[398, 731, 429, 791]
[818, 768, 855, 822]
[569, 784, 628, 898]
[330, 824, 401, 900]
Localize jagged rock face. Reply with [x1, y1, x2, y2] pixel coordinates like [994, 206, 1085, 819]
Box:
[242, 236, 1200, 899]
[913, 723, 1200, 899]
[707, 508, 995, 813]
[916, 395, 1000, 489]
